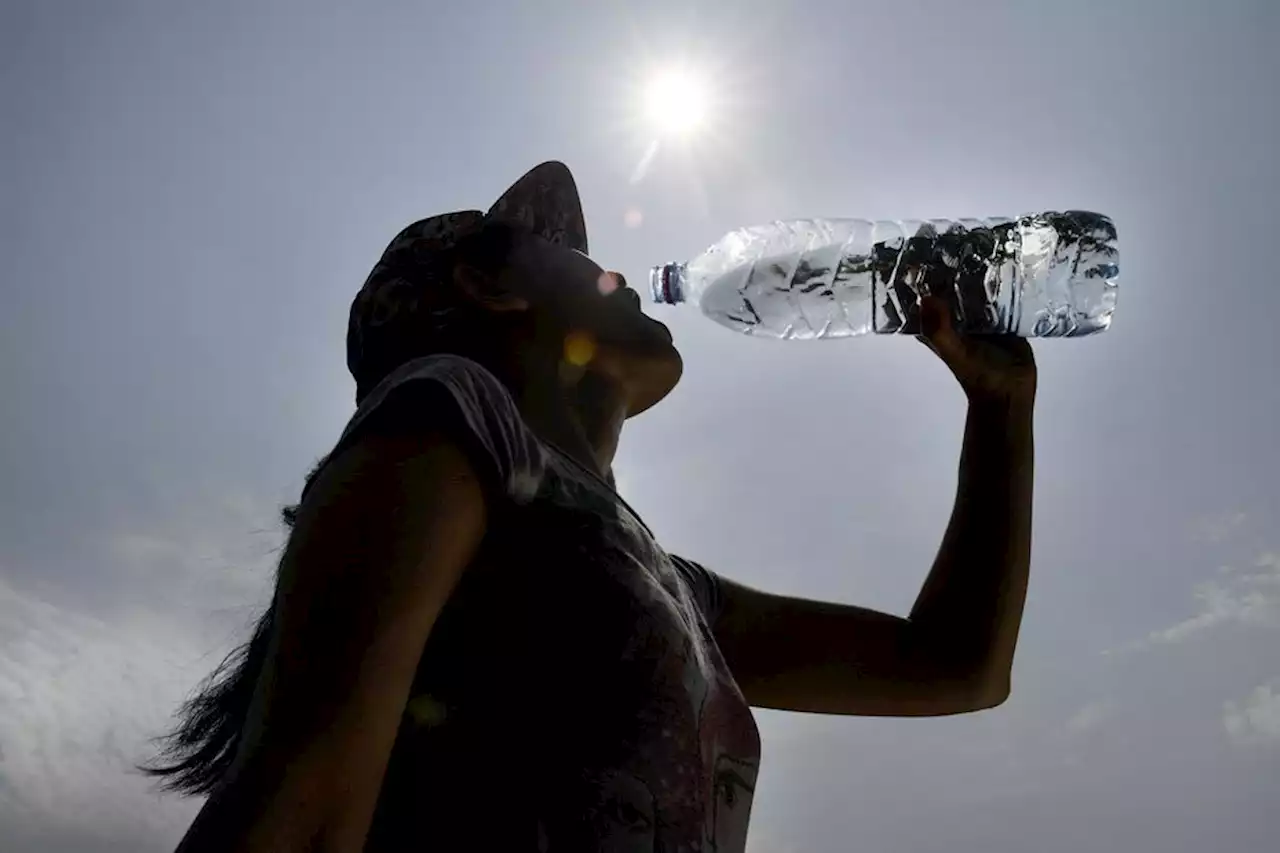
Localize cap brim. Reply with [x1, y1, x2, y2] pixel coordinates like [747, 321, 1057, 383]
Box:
[350, 162, 594, 404]
[485, 160, 589, 255]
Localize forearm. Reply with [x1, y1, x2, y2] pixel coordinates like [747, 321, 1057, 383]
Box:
[908, 395, 1035, 698]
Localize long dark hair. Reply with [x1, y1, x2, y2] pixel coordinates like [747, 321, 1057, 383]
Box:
[139, 223, 518, 796]
[135, 464, 323, 795]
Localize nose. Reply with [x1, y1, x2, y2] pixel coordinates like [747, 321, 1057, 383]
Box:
[598, 271, 641, 308]
[610, 272, 642, 308]
[597, 270, 630, 294]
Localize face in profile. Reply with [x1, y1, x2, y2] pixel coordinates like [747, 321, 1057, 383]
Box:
[499, 233, 683, 416]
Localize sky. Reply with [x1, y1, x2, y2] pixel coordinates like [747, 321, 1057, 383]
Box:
[2, 0, 1279, 850]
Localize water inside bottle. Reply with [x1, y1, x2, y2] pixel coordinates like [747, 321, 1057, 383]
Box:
[680, 213, 1118, 339]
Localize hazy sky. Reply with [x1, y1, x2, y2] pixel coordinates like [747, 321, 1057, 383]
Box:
[3, 1, 1279, 851]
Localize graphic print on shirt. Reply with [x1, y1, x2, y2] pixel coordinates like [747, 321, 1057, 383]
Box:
[543, 462, 760, 852]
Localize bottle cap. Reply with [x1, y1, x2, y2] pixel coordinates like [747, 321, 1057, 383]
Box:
[648, 263, 684, 305]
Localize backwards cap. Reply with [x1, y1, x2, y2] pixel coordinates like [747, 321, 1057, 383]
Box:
[346, 161, 588, 402]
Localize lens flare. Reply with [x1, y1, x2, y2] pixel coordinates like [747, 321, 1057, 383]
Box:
[564, 330, 597, 367]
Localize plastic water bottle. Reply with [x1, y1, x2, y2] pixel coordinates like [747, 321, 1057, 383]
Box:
[649, 212, 1119, 338]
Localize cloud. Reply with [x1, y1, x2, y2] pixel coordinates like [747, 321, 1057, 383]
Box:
[0, 575, 203, 850]
[103, 491, 282, 621]
[1144, 551, 1280, 646]
[0, 495, 285, 851]
[1188, 510, 1248, 544]
[1223, 681, 1280, 747]
[1064, 701, 1113, 736]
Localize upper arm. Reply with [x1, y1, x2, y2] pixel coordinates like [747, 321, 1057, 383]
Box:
[203, 430, 488, 853]
[712, 575, 1001, 717]
[175, 356, 543, 853]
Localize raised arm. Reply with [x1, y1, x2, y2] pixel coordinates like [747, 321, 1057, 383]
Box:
[710, 297, 1036, 717]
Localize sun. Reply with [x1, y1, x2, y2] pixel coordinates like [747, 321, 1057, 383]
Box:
[643, 66, 711, 139]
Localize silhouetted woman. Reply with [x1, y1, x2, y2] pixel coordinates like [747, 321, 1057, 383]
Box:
[144, 162, 1037, 853]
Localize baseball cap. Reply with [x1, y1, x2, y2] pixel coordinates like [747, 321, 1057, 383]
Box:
[346, 161, 588, 402]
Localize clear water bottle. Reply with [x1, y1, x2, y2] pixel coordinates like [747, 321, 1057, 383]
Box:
[649, 212, 1119, 338]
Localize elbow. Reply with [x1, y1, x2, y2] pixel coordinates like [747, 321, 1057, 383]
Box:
[969, 684, 1010, 712]
[928, 657, 1010, 714]
[961, 674, 1011, 713]
[920, 640, 1012, 713]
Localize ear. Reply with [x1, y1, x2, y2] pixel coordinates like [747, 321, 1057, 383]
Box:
[452, 263, 529, 313]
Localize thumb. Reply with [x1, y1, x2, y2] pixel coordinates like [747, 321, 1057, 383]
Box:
[919, 296, 964, 362]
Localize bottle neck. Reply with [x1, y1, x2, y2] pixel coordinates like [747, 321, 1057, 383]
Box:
[648, 262, 688, 305]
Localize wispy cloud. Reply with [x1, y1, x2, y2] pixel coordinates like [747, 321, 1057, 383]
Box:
[1064, 700, 1114, 736]
[1188, 510, 1248, 544]
[0, 575, 203, 850]
[1144, 551, 1280, 646]
[1254, 552, 1280, 575]
[1223, 681, 1280, 747]
[0, 494, 284, 851]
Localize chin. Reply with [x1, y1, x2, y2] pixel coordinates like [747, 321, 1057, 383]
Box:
[623, 335, 682, 418]
[594, 314, 681, 417]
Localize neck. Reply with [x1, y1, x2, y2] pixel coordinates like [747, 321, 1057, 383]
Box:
[509, 361, 623, 482]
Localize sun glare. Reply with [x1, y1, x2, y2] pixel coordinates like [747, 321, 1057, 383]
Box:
[643, 67, 711, 138]
[620, 54, 743, 189]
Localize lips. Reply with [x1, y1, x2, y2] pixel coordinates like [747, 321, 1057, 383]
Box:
[619, 287, 642, 310]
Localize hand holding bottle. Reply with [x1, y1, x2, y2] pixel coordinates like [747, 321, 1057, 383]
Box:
[917, 296, 1037, 405]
